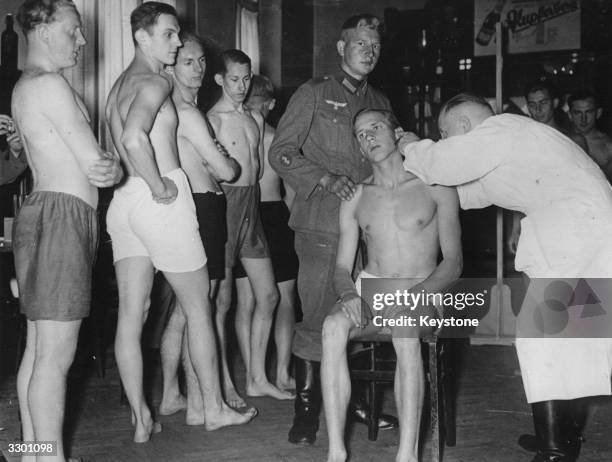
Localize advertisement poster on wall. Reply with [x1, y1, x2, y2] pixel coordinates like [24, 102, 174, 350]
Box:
[474, 0, 581, 56]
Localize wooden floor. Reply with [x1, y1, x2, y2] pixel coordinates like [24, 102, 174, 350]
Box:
[1, 331, 612, 461]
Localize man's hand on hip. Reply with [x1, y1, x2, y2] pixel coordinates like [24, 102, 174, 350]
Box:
[152, 176, 178, 204]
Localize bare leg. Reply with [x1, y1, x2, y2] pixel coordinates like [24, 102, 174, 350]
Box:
[27, 320, 81, 461]
[183, 278, 219, 424]
[215, 267, 246, 408]
[241, 257, 293, 400]
[159, 279, 220, 419]
[181, 324, 205, 425]
[114, 257, 161, 443]
[234, 276, 254, 383]
[322, 312, 354, 462]
[392, 336, 423, 462]
[275, 279, 296, 390]
[159, 301, 187, 416]
[164, 266, 257, 430]
[17, 320, 36, 462]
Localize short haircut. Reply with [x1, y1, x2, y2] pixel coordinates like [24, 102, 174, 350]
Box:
[524, 79, 557, 100]
[130, 1, 177, 43]
[340, 14, 382, 41]
[353, 108, 400, 133]
[17, 0, 79, 35]
[218, 49, 251, 75]
[249, 74, 274, 100]
[439, 93, 492, 117]
[179, 30, 205, 55]
[568, 89, 599, 108]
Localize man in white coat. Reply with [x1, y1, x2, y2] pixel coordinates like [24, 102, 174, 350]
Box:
[400, 93, 612, 462]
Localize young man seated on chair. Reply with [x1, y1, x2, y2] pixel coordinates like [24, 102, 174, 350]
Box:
[321, 108, 462, 462]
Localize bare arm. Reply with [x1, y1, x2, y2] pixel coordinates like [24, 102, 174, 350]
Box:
[179, 107, 239, 182]
[37, 74, 104, 173]
[333, 187, 366, 327]
[252, 110, 265, 180]
[119, 75, 172, 198]
[419, 186, 463, 293]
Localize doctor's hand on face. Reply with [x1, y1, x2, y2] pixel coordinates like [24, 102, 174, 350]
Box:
[395, 129, 420, 153]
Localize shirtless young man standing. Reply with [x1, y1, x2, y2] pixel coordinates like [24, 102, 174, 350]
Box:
[209, 50, 293, 407]
[105, 3, 255, 442]
[234, 74, 299, 392]
[567, 90, 612, 180]
[158, 31, 241, 422]
[11, 1, 122, 459]
[321, 109, 462, 462]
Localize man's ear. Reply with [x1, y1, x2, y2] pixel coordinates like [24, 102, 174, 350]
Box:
[597, 107, 603, 120]
[458, 115, 472, 134]
[268, 99, 276, 111]
[37, 24, 50, 44]
[553, 98, 560, 109]
[134, 29, 149, 49]
[214, 73, 224, 87]
[336, 40, 346, 58]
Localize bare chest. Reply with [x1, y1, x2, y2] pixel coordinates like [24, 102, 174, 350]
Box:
[357, 183, 436, 235]
[217, 113, 259, 150]
[587, 137, 612, 167]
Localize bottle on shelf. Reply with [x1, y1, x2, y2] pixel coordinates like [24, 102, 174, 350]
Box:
[435, 48, 444, 76]
[433, 49, 443, 104]
[1, 14, 19, 70]
[475, 0, 507, 47]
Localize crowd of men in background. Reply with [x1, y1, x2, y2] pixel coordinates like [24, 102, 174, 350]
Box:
[3, 1, 612, 462]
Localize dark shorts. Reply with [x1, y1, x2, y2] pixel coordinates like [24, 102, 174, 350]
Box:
[193, 192, 227, 281]
[235, 201, 298, 282]
[222, 184, 269, 268]
[13, 191, 99, 321]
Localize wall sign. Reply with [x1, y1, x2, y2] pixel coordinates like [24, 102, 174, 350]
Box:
[474, 0, 581, 56]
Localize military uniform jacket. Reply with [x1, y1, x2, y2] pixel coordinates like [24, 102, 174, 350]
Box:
[269, 72, 391, 235]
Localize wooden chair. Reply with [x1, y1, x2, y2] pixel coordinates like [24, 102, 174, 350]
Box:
[349, 332, 456, 462]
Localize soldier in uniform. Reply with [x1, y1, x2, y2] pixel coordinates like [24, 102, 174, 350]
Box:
[269, 13, 395, 445]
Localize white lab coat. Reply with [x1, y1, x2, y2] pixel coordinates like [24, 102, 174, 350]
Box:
[403, 114, 612, 402]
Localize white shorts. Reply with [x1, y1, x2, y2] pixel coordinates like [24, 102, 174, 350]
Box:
[354, 269, 377, 297]
[106, 168, 207, 273]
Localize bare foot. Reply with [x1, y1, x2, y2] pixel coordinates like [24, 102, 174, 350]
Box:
[276, 376, 296, 392]
[205, 405, 258, 431]
[133, 414, 162, 443]
[185, 406, 205, 426]
[224, 386, 247, 408]
[159, 394, 187, 416]
[327, 449, 348, 462]
[246, 380, 295, 400]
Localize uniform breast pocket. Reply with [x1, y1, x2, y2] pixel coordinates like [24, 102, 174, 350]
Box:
[316, 107, 352, 153]
[13, 204, 43, 251]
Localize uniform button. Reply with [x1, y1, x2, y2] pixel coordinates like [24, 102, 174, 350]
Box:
[333, 118, 337, 123]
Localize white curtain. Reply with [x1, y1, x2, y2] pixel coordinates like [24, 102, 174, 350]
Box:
[236, 1, 260, 74]
[62, 0, 176, 150]
[62, 0, 97, 126]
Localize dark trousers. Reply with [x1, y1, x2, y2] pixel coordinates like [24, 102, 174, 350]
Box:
[292, 231, 338, 361]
